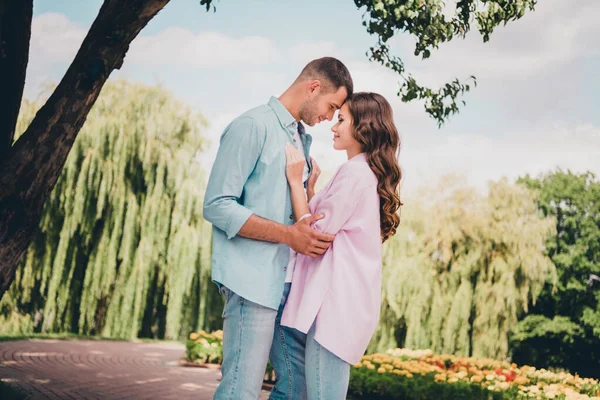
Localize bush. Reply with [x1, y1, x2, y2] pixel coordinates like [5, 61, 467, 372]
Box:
[349, 368, 503, 400]
[348, 350, 600, 400]
[185, 330, 223, 364]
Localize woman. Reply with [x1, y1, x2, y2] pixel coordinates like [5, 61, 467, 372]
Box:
[279, 92, 402, 399]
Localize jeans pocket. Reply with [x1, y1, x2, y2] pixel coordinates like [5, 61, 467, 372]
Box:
[219, 285, 229, 299]
[219, 285, 230, 318]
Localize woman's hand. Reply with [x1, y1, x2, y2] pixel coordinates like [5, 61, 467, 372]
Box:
[307, 157, 321, 193]
[285, 143, 305, 188]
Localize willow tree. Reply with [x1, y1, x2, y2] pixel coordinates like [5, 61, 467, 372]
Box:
[1, 0, 538, 298]
[0, 81, 222, 340]
[370, 177, 556, 359]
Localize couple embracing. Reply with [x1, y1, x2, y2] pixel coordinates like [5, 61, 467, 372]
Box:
[203, 57, 402, 400]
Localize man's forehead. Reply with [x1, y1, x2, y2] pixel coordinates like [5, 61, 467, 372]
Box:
[329, 86, 348, 109]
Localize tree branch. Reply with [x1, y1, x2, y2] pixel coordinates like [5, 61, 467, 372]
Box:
[355, 0, 537, 126]
[0, 0, 33, 159]
[0, 0, 170, 298]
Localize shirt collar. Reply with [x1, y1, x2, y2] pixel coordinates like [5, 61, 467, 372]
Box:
[349, 152, 368, 162]
[268, 96, 297, 129]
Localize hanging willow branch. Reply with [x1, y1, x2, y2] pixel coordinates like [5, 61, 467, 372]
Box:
[0, 81, 222, 340]
[369, 177, 556, 359]
[0, 0, 170, 300]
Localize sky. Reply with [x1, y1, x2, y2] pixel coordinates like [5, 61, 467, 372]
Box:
[25, 0, 600, 193]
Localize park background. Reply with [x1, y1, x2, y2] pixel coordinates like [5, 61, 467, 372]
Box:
[1, 0, 599, 398]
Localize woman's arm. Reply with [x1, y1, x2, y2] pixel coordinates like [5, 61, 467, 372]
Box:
[306, 157, 321, 203]
[285, 144, 311, 221]
[289, 182, 310, 221]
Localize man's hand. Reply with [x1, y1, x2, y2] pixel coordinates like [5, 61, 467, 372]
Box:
[286, 214, 334, 258]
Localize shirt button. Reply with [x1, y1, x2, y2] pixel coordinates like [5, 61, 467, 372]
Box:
[289, 214, 293, 220]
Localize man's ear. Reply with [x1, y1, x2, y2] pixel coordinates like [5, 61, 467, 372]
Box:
[308, 80, 321, 93]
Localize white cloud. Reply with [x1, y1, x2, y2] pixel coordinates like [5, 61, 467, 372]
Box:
[286, 41, 340, 64]
[28, 13, 280, 69]
[390, 0, 600, 86]
[127, 29, 342, 69]
[29, 13, 86, 64]
[400, 123, 600, 192]
[127, 28, 277, 67]
[199, 109, 600, 196]
[27, 13, 343, 69]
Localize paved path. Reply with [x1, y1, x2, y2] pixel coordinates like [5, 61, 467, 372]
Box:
[0, 339, 271, 399]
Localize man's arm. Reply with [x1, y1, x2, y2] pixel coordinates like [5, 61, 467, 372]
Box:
[238, 214, 334, 258]
[203, 117, 263, 239]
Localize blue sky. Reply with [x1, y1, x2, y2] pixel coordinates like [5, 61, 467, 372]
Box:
[26, 0, 600, 191]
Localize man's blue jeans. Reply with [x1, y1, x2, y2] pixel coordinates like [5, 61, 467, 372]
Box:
[214, 283, 349, 400]
[213, 284, 279, 400]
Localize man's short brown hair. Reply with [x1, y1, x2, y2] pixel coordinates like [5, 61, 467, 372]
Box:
[297, 57, 353, 98]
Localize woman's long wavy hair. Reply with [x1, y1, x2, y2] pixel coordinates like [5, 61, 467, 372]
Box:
[346, 92, 402, 243]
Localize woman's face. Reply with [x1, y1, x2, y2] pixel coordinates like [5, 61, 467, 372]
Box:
[331, 103, 361, 153]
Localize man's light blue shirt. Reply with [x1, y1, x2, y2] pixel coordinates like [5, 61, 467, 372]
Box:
[203, 97, 312, 310]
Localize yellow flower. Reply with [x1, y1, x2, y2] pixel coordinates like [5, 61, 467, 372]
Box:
[382, 364, 394, 371]
[189, 332, 198, 340]
[513, 376, 529, 385]
[377, 367, 386, 374]
[455, 371, 468, 379]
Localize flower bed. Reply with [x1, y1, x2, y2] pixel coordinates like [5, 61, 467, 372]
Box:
[183, 332, 600, 399]
[349, 349, 600, 400]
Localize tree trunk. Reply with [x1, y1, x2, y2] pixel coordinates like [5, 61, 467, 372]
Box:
[0, 0, 33, 159]
[0, 0, 170, 299]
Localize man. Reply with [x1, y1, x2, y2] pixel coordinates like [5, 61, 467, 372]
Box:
[203, 57, 353, 400]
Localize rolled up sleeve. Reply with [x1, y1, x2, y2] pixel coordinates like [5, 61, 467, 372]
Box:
[311, 167, 366, 235]
[203, 117, 265, 239]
